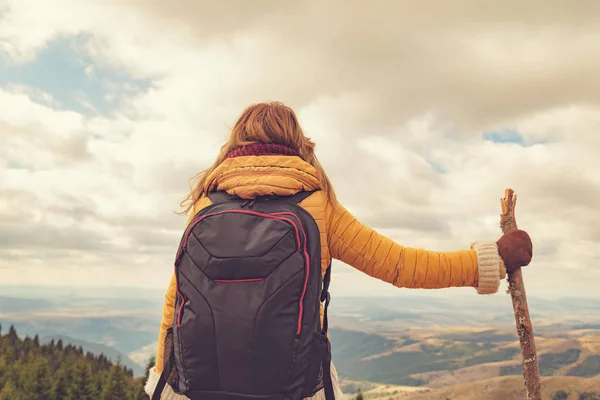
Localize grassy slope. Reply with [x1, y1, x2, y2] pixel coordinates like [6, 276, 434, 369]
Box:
[398, 376, 600, 400]
[334, 325, 600, 388]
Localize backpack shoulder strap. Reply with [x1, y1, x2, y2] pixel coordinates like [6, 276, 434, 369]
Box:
[287, 190, 316, 204]
[151, 373, 167, 400]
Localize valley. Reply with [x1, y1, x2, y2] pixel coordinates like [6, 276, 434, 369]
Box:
[1, 285, 599, 399]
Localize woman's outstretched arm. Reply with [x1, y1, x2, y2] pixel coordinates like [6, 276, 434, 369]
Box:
[325, 199, 506, 294]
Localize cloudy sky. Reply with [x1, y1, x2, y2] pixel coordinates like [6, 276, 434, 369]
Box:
[1, 0, 599, 300]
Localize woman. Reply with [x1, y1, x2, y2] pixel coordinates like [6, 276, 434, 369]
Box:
[145, 102, 533, 400]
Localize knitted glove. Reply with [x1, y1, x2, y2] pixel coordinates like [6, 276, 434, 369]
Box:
[496, 230, 533, 273]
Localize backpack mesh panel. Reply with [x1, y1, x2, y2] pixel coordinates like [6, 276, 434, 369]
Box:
[304, 362, 325, 398]
[301, 332, 329, 398]
[162, 328, 183, 394]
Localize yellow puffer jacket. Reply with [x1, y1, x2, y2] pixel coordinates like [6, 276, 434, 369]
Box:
[154, 155, 504, 372]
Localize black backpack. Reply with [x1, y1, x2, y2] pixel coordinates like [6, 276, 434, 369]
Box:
[152, 190, 334, 400]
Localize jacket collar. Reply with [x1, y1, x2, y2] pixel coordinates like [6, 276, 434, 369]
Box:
[204, 145, 321, 199]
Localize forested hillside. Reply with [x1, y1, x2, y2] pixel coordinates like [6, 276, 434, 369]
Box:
[0, 324, 151, 400]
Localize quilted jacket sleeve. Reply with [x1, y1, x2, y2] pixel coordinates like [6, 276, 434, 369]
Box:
[155, 196, 213, 373]
[155, 273, 177, 373]
[325, 199, 504, 292]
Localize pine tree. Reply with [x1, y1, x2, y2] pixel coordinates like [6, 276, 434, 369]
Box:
[70, 359, 96, 400]
[0, 327, 143, 400]
[101, 363, 129, 400]
[0, 380, 25, 400]
[25, 357, 53, 400]
[2, 343, 16, 364]
[6, 326, 18, 347]
[94, 376, 104, 399]
[8, 325, 17, 338]
[356, 388, 364, 400]
[51, 369, 69, 400]
[134, 389, 148, 400]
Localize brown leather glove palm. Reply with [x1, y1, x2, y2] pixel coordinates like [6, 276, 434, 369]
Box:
[496, 230, 533, 273]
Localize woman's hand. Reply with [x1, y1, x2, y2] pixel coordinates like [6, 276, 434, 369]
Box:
[496, 230, 533, 273]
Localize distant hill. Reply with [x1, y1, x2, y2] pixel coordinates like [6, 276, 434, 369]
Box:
[0, 315, 160, 356]
[341, 376, 600, 400]
[40, 335, 145, 377]
[398, 375, 600, 400]
[332, 327, 521, 386]
[333, 326, 600, 389]
[0, 296, 56, 312]
[0, 293, 163, 357]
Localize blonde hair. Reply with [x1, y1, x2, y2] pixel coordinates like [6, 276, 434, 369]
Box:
[179, 101, 336, 215]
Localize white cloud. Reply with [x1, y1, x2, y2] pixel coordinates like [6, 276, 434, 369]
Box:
[0, 0, 599, 300]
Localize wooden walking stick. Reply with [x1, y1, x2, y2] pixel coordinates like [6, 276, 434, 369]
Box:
[500, 188, 541, 400]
